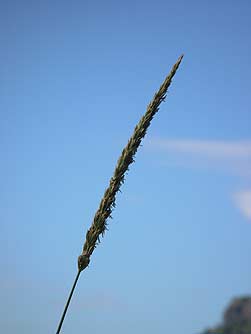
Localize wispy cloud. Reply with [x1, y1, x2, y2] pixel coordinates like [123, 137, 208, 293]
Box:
[146, 138, 251, 177]
[233, 190, 251, 220]
[148, 138, 251, 158]
[145, 138, 251, 221]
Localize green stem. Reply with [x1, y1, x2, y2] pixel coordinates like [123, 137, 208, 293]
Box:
[56, 270, 81, 334]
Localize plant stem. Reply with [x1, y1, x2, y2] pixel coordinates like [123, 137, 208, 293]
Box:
[56, 270, 81, 334]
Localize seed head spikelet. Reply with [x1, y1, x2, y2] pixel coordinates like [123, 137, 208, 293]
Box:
[78, 54, 184, 271]
[56, 55, 184, 334]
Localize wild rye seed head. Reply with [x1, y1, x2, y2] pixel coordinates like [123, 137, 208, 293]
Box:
[78, 55, 184, 272]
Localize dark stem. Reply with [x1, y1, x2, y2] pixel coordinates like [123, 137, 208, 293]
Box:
[56, 270, 81, 334]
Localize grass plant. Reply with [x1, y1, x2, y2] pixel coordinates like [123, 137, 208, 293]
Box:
[56, 54, 184, 334]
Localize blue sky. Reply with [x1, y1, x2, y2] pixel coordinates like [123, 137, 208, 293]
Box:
[1, 1, 251, 333]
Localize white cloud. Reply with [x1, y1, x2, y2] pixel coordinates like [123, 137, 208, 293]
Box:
[148, 139, 251, 158]
[146, 138, 251, 176]
[145, 138, 251, 221]
[233, 190, 251, 220]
